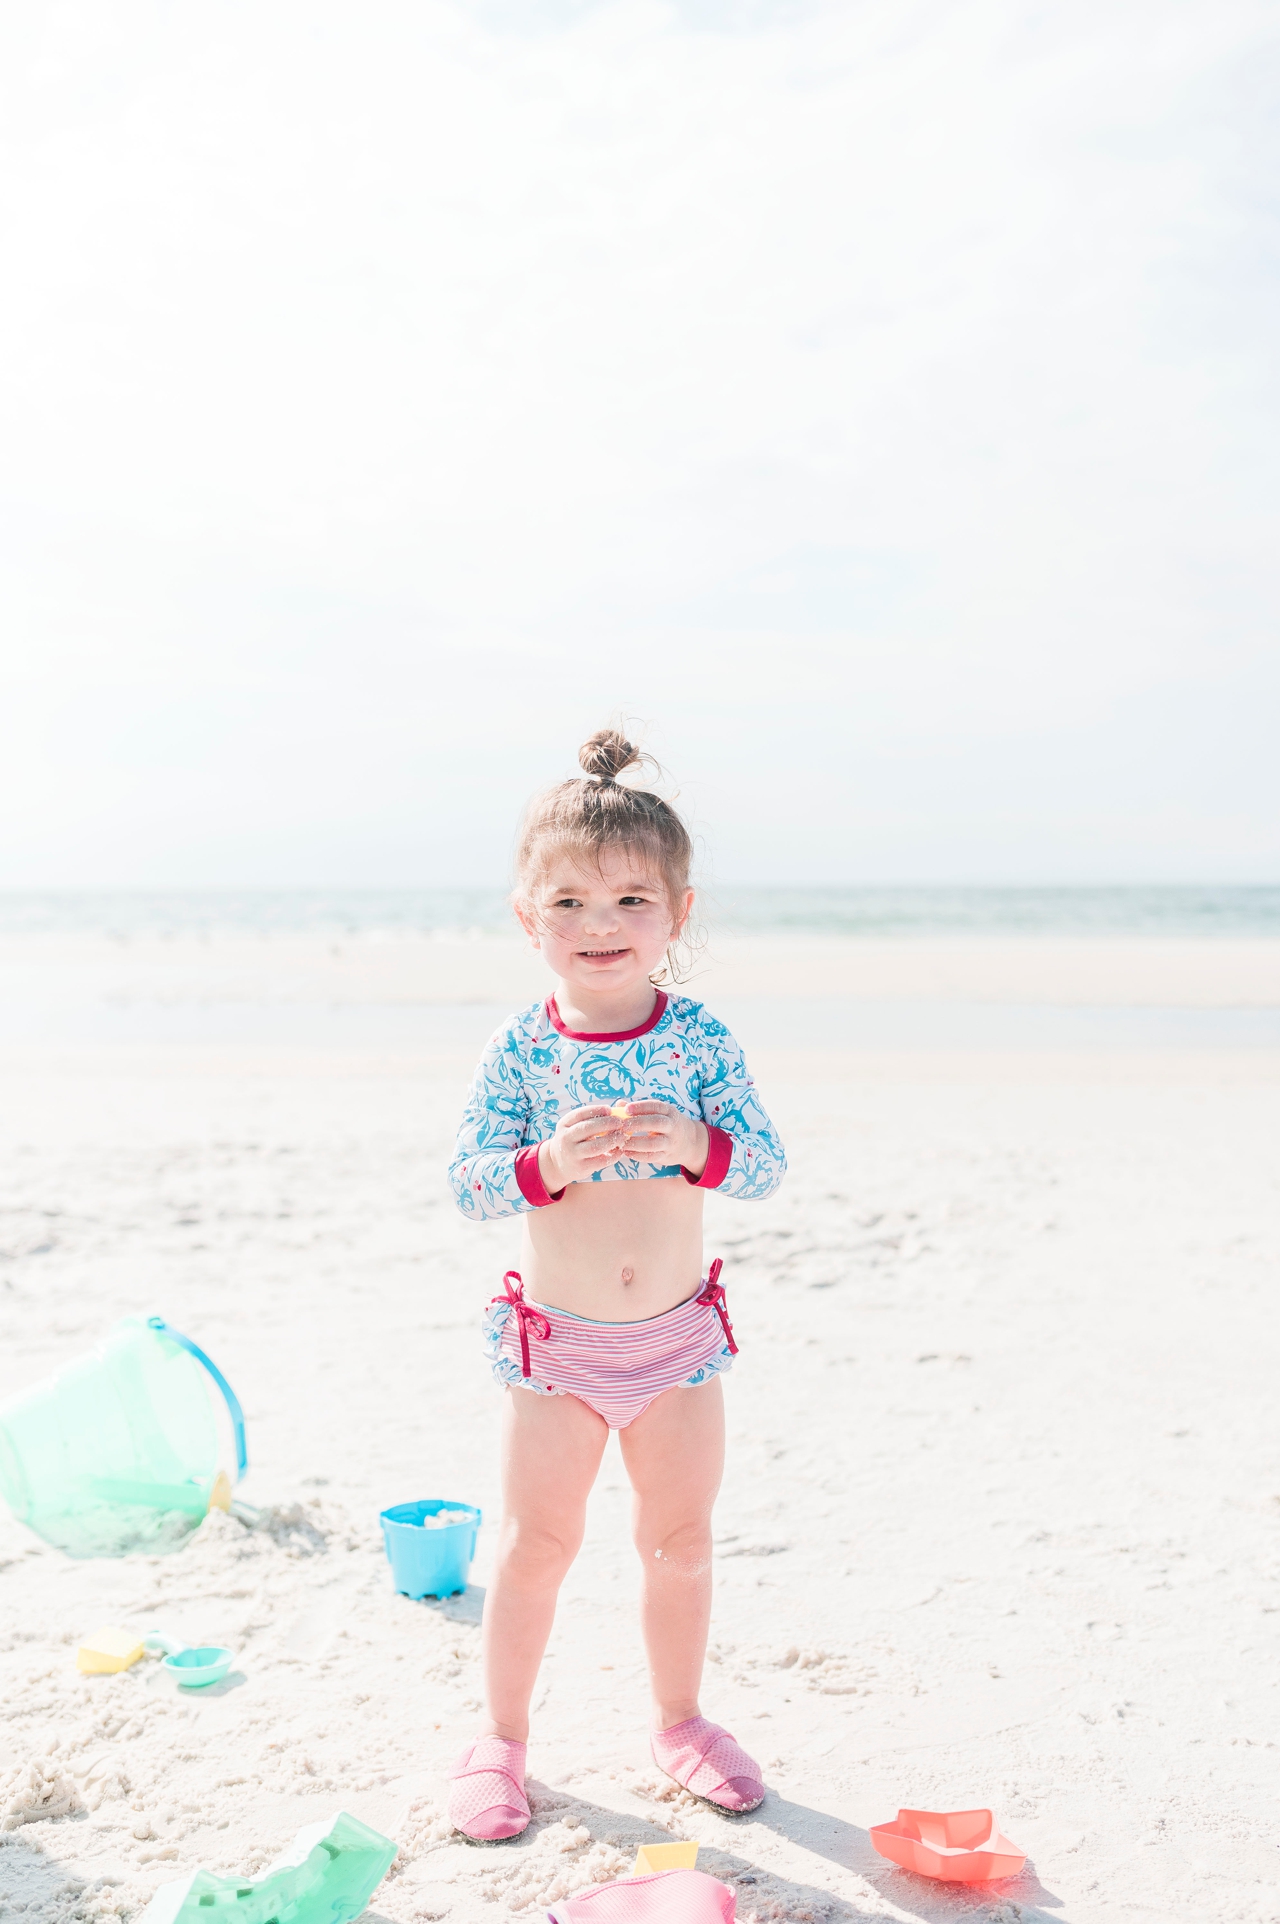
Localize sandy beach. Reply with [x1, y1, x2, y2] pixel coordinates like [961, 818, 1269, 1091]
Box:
[2, 930, 1278, 1924]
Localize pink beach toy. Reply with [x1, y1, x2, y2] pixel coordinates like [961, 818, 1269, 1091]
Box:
[869, 1808, 1026, 1883]
[546, 1870, 735, 1923]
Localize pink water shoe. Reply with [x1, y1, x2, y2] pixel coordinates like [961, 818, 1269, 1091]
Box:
[448, 1735, 530, 1842]
[650, 1716, 765, 1814]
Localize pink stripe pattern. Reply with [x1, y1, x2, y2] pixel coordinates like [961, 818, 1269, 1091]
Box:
[483, 1278, 736, 1430]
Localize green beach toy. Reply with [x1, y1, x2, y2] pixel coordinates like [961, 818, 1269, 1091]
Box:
[145, 1632, 236, 1689]
[0, 1316, 247, 1558]
[136, 1811, 396, 1924]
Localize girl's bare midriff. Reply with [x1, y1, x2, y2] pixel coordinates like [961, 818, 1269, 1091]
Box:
[519, 1178, 705, 1321]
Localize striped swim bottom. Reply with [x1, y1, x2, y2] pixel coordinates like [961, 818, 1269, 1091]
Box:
[482, 1269, 736, 1430]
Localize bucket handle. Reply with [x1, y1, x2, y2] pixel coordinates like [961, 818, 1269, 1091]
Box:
[146, 1317, 248, 1482]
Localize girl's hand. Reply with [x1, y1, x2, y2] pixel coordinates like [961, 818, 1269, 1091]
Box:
[616, 1101, 710, 1178]
[537, 1103, 627, 1191]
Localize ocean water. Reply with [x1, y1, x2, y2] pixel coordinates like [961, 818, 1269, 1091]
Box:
[1, 885, 1278, 939]
[2, 887, 1277, 1052]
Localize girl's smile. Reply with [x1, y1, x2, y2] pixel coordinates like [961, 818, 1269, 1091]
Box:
[515, 848, 694, 1028]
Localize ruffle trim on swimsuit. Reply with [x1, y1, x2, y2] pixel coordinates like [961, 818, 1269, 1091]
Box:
[484, 1328, 736, 1400]
[481, 1287, 736, 1429]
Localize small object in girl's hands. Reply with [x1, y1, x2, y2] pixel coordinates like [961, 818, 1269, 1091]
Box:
[633, 1840, 699, 1875]
[868, 1808, 1026, 1883]
[77, 1626, 145, 1674]
[609, 1102, 632, 1119]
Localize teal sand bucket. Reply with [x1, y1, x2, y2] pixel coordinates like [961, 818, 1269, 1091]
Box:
[380, 1500, 481, 1599]
[0, 1316, 247, 1558]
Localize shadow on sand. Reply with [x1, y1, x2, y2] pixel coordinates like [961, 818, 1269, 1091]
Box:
[462, 1781, 1072, 1923]
[754, 1794, 1068, 1918]
[416, 1583, 485, 1627]
[0, 1823, 100, 1916]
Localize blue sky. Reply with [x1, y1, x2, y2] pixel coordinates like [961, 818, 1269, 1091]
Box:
[1, 0, 1276, 886]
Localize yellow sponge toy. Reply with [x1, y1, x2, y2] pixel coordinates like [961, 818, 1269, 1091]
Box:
[77, 1626, 145, 1674]
[633, 1841, 699, 1875]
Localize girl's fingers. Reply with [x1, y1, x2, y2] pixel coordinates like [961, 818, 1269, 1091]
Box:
[557, 1098, 690, 1169]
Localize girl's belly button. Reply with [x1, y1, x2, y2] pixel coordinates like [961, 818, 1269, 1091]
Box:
[621, 1267, 634, 1285]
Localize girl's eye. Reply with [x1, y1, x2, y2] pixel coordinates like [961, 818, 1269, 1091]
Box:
[618, 896, 651, 906]
[552, 898, 582, 910]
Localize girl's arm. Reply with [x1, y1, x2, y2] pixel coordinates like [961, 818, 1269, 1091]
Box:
[689, 1010, 787, 1200]
[448, 1026, 543, 1221]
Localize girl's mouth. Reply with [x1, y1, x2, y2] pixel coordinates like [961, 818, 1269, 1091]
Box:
[579, 947, 629, 962]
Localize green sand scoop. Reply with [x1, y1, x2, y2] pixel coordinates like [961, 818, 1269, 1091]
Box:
[137, 1812, 397, 1924]
[144, 1633, 236, 1689]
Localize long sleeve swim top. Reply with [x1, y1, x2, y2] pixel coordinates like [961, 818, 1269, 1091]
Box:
[449, 990, 786, 1223]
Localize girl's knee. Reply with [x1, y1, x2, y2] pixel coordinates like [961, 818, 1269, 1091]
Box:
[634, 1515, 713, 1577]
[498, 1516, 582, 1586]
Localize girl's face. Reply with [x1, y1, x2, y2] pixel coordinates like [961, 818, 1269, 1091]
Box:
[516, 847, 692, 998]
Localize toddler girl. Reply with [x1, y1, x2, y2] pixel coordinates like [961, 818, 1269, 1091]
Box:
[447, 728, 786, 1841]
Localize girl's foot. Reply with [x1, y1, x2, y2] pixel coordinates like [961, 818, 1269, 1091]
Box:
[650, 1716, 765, 1814]
[448, 1735, 530, 1842]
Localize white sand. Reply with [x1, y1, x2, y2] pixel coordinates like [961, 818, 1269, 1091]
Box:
[1, 933, 1278, 1924]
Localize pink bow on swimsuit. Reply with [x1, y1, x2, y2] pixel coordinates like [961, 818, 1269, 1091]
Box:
[694, 1258, 738, 1355]
[492, 1271, 551, 1378]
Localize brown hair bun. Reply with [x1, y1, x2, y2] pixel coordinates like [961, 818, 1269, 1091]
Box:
[579, 728, 641, 782]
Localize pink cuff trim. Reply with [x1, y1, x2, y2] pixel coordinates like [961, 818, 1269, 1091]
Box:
[683, 1125, 733, 1190]
[515, 1145, 565, 1207]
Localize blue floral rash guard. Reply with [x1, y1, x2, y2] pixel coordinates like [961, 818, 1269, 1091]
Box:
[449, 990, 787, 1222]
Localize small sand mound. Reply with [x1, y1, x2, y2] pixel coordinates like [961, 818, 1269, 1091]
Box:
[2, 1755, 84, 1830]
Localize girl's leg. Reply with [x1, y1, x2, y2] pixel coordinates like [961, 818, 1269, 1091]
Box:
[480, 1386, 609, 1741]
[620, 1378, 764, 1813]
[617, 1376, 725, 1731]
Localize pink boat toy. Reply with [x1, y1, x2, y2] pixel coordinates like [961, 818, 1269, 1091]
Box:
[546, 1870, 735, 1922]
[869, 1808, 1026, 1883]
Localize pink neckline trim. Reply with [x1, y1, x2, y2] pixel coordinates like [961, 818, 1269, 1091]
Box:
[546, 991, 668, 1043]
